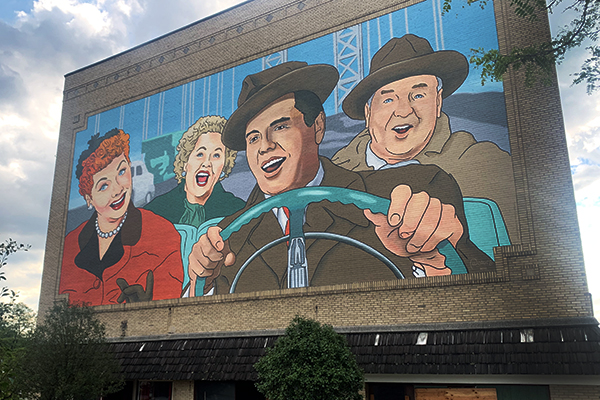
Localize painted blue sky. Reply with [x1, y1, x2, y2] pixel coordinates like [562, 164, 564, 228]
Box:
[0, 0, 598, 312]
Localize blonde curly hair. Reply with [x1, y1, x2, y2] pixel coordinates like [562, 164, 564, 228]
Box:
[173, 115, 237, 184]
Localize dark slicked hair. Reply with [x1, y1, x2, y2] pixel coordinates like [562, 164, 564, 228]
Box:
[294, 90, 324, 128]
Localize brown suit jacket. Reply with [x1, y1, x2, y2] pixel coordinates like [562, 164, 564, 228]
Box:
[215, 157, 494, 295]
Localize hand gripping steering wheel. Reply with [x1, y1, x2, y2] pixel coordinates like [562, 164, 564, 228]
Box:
[219, 187, 466, 294]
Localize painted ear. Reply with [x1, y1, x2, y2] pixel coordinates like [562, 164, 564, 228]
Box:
[364, 103, 371, 129]
[85, 195, 93, 210]
[436, 89, 443, 118]
[314, 111, 326, 145]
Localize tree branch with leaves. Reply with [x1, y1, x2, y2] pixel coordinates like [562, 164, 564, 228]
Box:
[0, 239, 30, 298]
[443, 0, 600, 92]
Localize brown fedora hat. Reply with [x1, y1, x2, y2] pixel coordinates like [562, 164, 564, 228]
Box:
[222, 61, 339, 151]
[342, 34, 468, 120]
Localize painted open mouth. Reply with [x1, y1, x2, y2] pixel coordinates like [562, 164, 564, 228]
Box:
[196, 171, 210, 186]
[110, 193, 126, 210]
[261, 157, 286, 174]
[392, 124, 413, 135]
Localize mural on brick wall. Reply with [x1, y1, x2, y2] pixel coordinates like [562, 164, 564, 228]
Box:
[60, 0, 516, 305]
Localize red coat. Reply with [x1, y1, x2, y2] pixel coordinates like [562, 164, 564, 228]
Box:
[59, 206, 184, 306]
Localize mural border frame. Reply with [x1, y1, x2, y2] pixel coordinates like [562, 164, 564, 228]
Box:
[39, 0, 585, 327]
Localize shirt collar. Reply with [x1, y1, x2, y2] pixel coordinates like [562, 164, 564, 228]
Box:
[365, 141, 420, 170]
[306, 161, 325, 188]
[265, 161, 324, 233]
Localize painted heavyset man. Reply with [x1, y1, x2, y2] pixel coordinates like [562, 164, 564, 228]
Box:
[187, 61, 494, 296]
[332, 35, 518, 241]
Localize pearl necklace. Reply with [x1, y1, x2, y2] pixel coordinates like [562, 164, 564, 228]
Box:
[95, 212, 127, 239]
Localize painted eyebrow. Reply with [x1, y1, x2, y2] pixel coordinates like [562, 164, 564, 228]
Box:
[245, 116, 291, 138]
[196, 146, 207, 151]
[213, 147, 223, 152]
[246, 130, 259, 138]
[95, 177, 108, 188]
[96, 159, 127, 188]
[380, 89, 395, 95]
[412, 83, 428, 89]
[270, 117, 290, 127]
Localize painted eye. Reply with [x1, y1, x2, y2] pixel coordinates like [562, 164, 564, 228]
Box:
[414, 93, 424, 99]
[213, 153, 221, 159]
[273, 124, 288, 131]
[248, 135, 258, 145]
[197, 152, 204, 158]
[99, 183, 108, 192]
[383, 98, 393, 104]
[118, 168, 126, 176]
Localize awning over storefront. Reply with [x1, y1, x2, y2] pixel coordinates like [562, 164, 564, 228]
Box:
[107, 317, 600, 382]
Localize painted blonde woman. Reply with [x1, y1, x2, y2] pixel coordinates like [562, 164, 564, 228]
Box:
[145, 115, 244, 227]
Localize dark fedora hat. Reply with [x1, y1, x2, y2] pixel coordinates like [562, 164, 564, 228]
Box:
[222, 61, 339, 151]
[342, 34, 468, 120]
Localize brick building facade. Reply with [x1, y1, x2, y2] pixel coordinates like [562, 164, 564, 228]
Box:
[40, 0, 600, 399]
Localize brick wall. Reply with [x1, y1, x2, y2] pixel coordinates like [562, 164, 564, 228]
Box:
[40, 0, 593, 339]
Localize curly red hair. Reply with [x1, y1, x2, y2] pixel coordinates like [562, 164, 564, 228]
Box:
[78, 129, 131, 198]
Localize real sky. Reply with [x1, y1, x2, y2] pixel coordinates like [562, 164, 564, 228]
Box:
[0, 0, 598, 313]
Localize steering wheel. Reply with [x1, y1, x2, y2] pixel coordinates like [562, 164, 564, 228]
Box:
[219, 187, 466, 294]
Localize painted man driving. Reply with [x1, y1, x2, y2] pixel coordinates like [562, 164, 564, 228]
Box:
[188, 61, 494, 295]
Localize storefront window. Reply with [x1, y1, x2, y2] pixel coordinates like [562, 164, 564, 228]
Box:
[138, 381, 172, 400]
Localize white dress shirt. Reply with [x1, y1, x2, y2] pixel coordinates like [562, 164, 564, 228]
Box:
[265, 161, 325, 233]
[365, 141, 420, 170]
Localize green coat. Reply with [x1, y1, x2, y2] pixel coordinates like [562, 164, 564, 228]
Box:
[144, 181, 245, 227]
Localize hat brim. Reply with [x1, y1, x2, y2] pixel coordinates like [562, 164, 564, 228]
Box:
[223, 64, 339, 151]
[342, 51, 468, 120]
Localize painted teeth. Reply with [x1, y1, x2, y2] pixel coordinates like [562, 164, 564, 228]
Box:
[112, 195, 124, 206]
[197, 172, 209, 177]
[263, 158, 283, 169]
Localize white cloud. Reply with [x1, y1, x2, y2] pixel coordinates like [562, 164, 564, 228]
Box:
[0, 0, 247, 310]
[0, 0, 138, 311]
[0, 114, 29, 128]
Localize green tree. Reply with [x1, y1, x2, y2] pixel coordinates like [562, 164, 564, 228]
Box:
[0, 296, 35, 400]
[254, 316, 364, 400]
[0, 238, 33, 400]
[443, 0, 600, 92]
[18, 301, 123, 400]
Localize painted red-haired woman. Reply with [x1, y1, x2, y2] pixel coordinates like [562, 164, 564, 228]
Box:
[59, 129, 184, 306]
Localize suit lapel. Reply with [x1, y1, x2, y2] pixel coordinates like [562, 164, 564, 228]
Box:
[304, 158, 370, 282]
[242, 187, 288, 285]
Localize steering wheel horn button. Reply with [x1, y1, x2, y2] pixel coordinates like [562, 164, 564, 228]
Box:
[288, 237, 309, 288]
